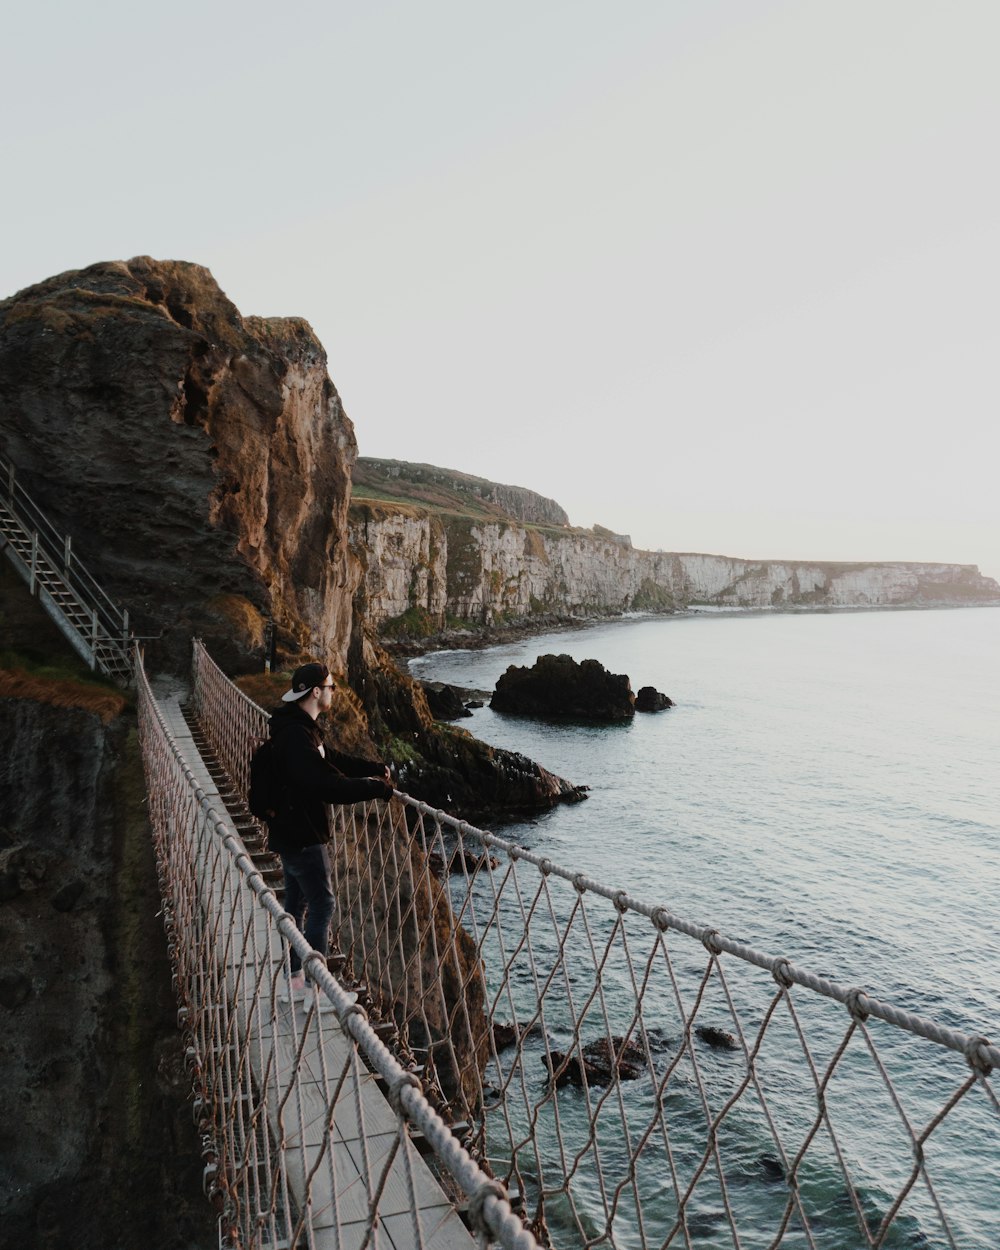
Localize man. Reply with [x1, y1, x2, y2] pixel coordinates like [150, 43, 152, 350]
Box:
[267, 661, 394, 1004]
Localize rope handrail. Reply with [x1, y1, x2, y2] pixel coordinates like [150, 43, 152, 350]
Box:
[0, 450, 128, 638]
[138, 646, 537, 1248]
[405, 797, 1000, 1075]
[191, 640, 999, 1076]
[190, 638, 999, 1249]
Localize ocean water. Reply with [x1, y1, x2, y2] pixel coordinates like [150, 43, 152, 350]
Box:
[409, 606, 1000, 1247]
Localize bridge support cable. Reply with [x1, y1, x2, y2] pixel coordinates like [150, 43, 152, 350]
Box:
[137, 649, 536, 1250]
[189, 639, 1000, 1250]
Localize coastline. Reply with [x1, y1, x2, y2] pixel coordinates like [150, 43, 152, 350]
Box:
[383, 598, 1000, 666]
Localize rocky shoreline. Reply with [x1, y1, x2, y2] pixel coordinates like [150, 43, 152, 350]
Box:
[384, 597, 1000, 664]
[382, 611, 595, 658]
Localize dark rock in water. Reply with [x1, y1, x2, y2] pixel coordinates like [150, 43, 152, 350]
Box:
[759, 1154, 785, 1183]
[449, 846, 500, 874]
[684, 1210, 726, 1237]
[543, 1049, 607, 1088]
[492, 1020, 548, 1050]
[493, 1021, 519, 1051]
[543, 1036, 647, 1087]
[420, 682, 474, 720]
[582, 1036, 646, 1080]
[491, 653, 635, 722]
[465, 699, 484, 709]
[635, 686, 674, 712]
[695, 1024, 740, 1051]
[643, 1027, 678, 1057]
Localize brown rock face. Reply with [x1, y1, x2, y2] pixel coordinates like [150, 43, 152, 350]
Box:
[350, 633, 586, 815]
[333, 798, 490, 1116]
[0, 573, 208, 1246]
[0, 257, 358, 674]
[1, 258, 585, 815]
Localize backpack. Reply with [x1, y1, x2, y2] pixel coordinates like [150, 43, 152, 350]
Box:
[248, 737, 283, 822]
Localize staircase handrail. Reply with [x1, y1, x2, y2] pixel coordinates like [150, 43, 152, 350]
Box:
[0, 451, 129, 640]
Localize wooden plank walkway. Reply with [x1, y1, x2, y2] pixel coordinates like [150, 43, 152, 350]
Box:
[158, 694, 476, 1250]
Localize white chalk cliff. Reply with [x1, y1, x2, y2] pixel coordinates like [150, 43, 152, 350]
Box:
[349, 462, 1000, 632]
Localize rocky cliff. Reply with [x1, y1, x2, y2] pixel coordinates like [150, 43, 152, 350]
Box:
[0, 258, 581, 811]
[0, 257, 357, 674]
[349, 478, 1000, 635]
[0, 569, 208, 1248]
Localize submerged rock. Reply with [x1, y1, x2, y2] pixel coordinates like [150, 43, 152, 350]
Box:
[759, 1154, 785, 1183]
[695, 1024, 740, 1051]
[582, 1036, 646, 1080]
[493, 1020, 549, 1052]
[543, 1036, 646, 1087]
[491, 654, 635, 722]
[544, 1049, 607, 1089]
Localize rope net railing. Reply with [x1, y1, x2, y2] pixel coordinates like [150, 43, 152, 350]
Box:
[190, 641, 999, 1250]
[140, 647, 535, 1250]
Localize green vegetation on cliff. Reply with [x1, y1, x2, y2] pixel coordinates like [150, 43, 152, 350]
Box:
[353, 457, 571, 526]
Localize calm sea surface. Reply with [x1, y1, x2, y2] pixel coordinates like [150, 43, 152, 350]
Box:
[409, 606, 1000, 1247]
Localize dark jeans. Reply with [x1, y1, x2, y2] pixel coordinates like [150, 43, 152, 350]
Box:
[279, 843, 335, 975]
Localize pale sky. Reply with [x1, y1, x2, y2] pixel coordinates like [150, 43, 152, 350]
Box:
[3, 2, 999, 580]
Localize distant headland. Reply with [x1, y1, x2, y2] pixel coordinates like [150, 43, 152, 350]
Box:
[350, 457, 1000, 649]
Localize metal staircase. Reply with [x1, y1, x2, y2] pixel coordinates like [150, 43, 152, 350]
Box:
[0, 452, 133, 683]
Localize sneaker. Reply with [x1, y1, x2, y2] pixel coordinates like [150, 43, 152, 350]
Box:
[300, 987, 359, 1014]
[277, 972, 306, 1003]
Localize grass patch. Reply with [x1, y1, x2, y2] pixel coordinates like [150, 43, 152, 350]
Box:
[0, 663, 128, 722]
[380, 606, 439, 639]
[630, 579, 678, 612]
[381, 734, 422, 766]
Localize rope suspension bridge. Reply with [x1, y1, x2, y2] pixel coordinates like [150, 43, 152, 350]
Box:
[139, 640, 998, 1250]
[2, 454, 996, 1247]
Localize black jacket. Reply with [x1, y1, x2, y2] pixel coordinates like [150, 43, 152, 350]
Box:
[266, 702, 393, 853]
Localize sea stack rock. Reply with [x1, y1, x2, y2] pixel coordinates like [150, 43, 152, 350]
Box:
[635, 686, 674, 712]
[490, 654, 635, 722]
